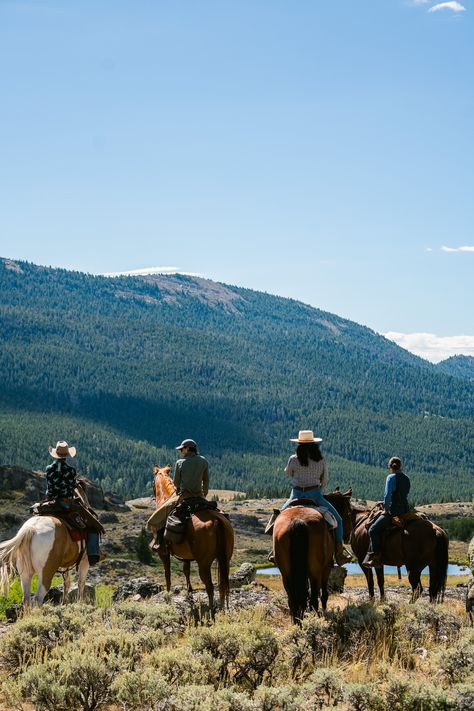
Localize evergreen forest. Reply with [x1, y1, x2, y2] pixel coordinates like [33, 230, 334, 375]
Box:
[0, 257, 472, 503]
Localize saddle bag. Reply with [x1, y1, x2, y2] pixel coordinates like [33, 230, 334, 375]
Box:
[164, 511, 187, 544]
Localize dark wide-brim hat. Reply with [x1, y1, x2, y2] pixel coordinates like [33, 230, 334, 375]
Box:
[175, 438, 197, 450]
[49, 440, 76, 459]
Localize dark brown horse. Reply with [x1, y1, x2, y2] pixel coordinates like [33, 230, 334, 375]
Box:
[349, 507, 449, 602]
[273, 489, 353, 623]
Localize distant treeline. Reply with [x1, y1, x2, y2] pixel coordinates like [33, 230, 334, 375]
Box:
[0, 258, 473, 503]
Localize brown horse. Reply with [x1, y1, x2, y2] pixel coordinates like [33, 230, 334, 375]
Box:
[349, 506, 449, 602]
[150, 466, 234, 613]
[158, 510, 234, 614]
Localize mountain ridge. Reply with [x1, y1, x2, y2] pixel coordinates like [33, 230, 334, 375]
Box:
[0, 257, 472, 502]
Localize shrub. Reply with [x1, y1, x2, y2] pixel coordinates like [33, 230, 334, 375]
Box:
[145, 646, 220, 687]
[300, 668, 345, 709]
[191, 625, 241, 681]
[56, 650, 122, 711]
[253, 684, 301, 711]
[17, 661, 70, 711]
[396, 601, 462, 647]
[110, 601, 181, 632]
[386, 677, 454, 711]
[326, 603, 389, 661]
[344, 683, 387, 711]
[438, 641, 474, 684]
[453, 686, 474, 711]
[0, 607, 61, 672]
[232, 624, 279, 688]
[111, 668, 171, 710]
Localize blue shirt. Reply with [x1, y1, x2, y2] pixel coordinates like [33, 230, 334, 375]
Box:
[384, 470, 410, 515]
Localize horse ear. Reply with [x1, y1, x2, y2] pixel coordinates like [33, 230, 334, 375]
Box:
[343, 487, 353, 498]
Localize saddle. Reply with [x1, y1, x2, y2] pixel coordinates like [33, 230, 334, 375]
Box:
[364, 503, 425, 533]
[30, 498, 105, 538]
[164, 497, 226, 545]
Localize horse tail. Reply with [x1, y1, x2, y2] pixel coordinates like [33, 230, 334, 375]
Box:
[0, 523, 36, 596]
[216, 517, 231, 609]
[429, 529, 448, 603]
[288, 519, 309, 623]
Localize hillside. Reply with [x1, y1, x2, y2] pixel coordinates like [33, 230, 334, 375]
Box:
[0, 257, 473, 502]
[436, 355, 474, 381]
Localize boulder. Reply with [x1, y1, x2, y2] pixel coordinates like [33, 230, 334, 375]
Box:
[103, 491, 131, 512]
[230, 563, 256, 588]
[0, 511, 26, 539]
[98, 511, 119, 524]
[0, 466, 46, 504]
[328, 565, 347, 593]
[112, 577, 163, 602]
[68, 583, 96, 604]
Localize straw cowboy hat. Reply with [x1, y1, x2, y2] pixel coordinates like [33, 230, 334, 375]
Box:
[290, 430, 323, 444]
[49, 440, 76, 459]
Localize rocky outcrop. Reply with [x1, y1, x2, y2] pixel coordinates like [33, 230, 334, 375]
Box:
[230, 563, 256, 588]
[0, 466, 45, 504]
[112, 577, 163, 601]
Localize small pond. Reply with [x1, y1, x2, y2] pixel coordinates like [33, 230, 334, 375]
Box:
[257, 563, 470, 576]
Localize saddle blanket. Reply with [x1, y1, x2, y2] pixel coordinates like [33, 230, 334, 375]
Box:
[287, 500, 338, 530]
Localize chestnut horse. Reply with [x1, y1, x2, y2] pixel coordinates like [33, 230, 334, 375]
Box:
[151, 466, 234, 613]
[273, 489, 353, 623]
[0, 483, 92, 607]
[349, 507, 449, 602]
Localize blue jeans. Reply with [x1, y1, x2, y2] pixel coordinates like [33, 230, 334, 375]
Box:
[281, 487, 344, 543]
[368, 514, 391, 553]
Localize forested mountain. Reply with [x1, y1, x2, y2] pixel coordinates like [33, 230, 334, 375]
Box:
[435, 355, 474, 381]
[0, 257, 473, 503]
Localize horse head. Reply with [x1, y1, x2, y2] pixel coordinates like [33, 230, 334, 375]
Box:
[153, 465, 176, 505]
[325, 488, 353, 542]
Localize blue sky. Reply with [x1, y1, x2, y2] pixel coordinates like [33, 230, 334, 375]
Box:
[0, 0, 472, 361]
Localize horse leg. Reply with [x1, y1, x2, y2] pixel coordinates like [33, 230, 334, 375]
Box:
[62, 570, 71, 603]
[360, 559, 376, 600]
[408, 569, 422, 602]
[77, 554, 90, 602]
[375, 567, 385, 601]
[309, 577, 320, 613]
[159, 550, 172, 592]
[197, 562, 215, 618]
[20, 572, 33, 608]
[183, 560, 193, 593]
[321, 580, 329, 611]
[35, 568, 54, 607]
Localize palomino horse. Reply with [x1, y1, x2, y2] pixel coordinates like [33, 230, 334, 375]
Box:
[0, 482, 92, 607]
[151, 466, 234, 613]
[273, 490, 353, 623]
[349, 506, 449, 602]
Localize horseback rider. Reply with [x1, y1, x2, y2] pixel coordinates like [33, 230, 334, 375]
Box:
[267, 430, 352, 566]
[44, 441, 102, 565]
[362, 456, 411, 568]
[148, 438, 209, 551]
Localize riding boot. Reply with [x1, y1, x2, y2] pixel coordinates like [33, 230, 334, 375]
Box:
[335, 540, 352, 565]
[265, 509, 280, 535]
[362, 550, 383, 568]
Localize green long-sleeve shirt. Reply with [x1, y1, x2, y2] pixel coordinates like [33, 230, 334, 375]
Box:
[174, 452, 209, 496]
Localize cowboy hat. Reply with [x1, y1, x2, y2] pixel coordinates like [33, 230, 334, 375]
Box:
[49, 441, 76, 459]
[290, 430, 323, 444]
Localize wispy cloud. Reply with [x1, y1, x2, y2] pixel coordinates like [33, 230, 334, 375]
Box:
[429, 2, 466, 12]
[101, 266, 202, 277]
[441, 245, 474, 252]
[384, 331, 474, 363]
